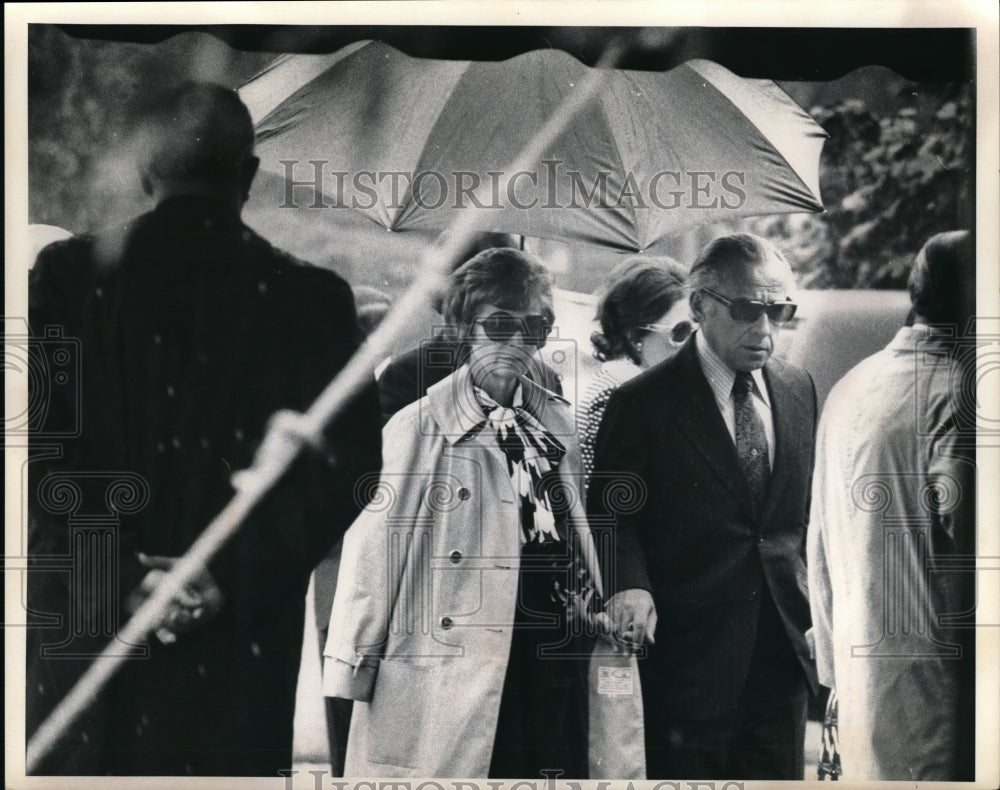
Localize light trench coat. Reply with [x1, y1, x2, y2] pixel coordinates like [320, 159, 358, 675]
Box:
[807, 328, 976, 780]
[323, 364, 604, 777]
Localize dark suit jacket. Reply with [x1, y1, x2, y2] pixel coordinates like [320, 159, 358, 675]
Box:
[378, 337, 563, 426]
[586, 337, 818, 719]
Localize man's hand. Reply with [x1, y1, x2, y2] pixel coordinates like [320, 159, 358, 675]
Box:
[604, 588, 657, 650]
[125, 553, 225, 644]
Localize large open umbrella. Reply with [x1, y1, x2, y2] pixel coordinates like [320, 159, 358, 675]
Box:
[240, 41, 826, 252]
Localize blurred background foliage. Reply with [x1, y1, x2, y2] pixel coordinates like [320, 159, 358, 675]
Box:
[755, 80, 973, 288]
[27, 25, 973, 293]
[28, 26, 274, 233]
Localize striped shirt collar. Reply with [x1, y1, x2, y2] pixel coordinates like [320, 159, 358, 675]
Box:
[695, 329, 770, 407]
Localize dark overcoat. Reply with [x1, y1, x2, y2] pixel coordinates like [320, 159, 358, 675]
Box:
[26, 195, 382, 775]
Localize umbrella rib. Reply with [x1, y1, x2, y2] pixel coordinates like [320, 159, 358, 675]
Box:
[240, 43, 370, 125]
[684, 60, 826, 211]
[599, 90, 643, 249]
[386, 57, 475, 231]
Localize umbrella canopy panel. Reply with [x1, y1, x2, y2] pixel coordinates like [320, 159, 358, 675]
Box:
[244, 41, 827, 251]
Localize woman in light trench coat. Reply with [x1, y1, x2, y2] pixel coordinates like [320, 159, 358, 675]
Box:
[323, 248, 605, 778]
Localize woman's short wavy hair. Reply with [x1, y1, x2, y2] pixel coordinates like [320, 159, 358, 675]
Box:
[591, 255, 687, 364]
[442, 247, 555, 333]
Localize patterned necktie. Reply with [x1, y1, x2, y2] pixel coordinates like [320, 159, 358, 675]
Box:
[733, 371, 770, 508]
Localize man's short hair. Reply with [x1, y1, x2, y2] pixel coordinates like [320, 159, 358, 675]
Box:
[689, 233, 789, 292]
[442, 247, 555, 330]
[908, 230, 974, 326]
[138, 81, 255, 184]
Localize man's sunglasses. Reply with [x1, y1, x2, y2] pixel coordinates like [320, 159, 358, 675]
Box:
[639, 319, 695, 346]
[473, 311, 553, 347]
[701, 288, 797, 323]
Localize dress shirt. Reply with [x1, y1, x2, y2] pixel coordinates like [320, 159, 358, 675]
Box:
[695, 329, 775, 467]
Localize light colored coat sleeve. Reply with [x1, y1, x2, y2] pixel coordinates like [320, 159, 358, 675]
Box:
[321, 405, 432, 701]
[807, 402, 836, 688]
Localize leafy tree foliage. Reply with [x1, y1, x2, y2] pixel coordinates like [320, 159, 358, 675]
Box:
[754, 84, 973, 288]
[28, 26, 272, 234]
[29, 25, 150, 232]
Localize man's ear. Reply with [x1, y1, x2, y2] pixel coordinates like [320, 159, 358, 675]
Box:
[140, 171, 154, 198]
[240, 156, 260, 202]
[689, 290, 706, 323]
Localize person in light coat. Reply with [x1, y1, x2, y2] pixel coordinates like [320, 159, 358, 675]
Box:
[323, 248, 603, 778]
[807, 231, 976, 780]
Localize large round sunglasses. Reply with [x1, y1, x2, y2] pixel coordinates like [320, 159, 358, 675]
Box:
[701, 287, 798, 323]
[473, 310, 553, 347]
[639, 319, 695, 346]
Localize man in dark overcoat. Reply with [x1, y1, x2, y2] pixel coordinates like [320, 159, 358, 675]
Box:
[26, 81, 382, 776]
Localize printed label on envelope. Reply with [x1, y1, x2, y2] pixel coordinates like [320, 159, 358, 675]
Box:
[597, 665, 634, 696]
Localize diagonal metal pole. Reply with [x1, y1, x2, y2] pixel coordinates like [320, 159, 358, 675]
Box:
[26, 36, 628, 773]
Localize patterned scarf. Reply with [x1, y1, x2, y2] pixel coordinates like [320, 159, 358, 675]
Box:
[473, 384, 566, 544]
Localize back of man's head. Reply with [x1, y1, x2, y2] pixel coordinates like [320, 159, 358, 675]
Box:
[908, 230, 974, 328]
[138, 81, 255, 192]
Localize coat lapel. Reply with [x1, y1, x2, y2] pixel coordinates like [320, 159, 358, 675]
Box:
[664, 341, 758, 519]
[760, 359, 812, 525]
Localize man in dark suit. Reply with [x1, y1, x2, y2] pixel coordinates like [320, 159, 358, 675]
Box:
[587, 233, 817, 779]
[27, 82, 382, 775]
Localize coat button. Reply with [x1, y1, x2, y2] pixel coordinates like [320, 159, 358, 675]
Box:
[449, 550, 462, 564]
[748, 591, 760, 601]
[440, 616, 454, 630]
[757, 535, 765, 544]
[458, 487, 470, 500]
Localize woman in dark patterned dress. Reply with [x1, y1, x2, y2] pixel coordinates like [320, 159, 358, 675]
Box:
[580, 256, 691, 490]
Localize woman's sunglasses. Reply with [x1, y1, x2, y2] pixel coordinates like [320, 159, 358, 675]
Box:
[473, 310, 553, 347]
[701, 288, 798, 323]
[639, 320, 695, 346]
